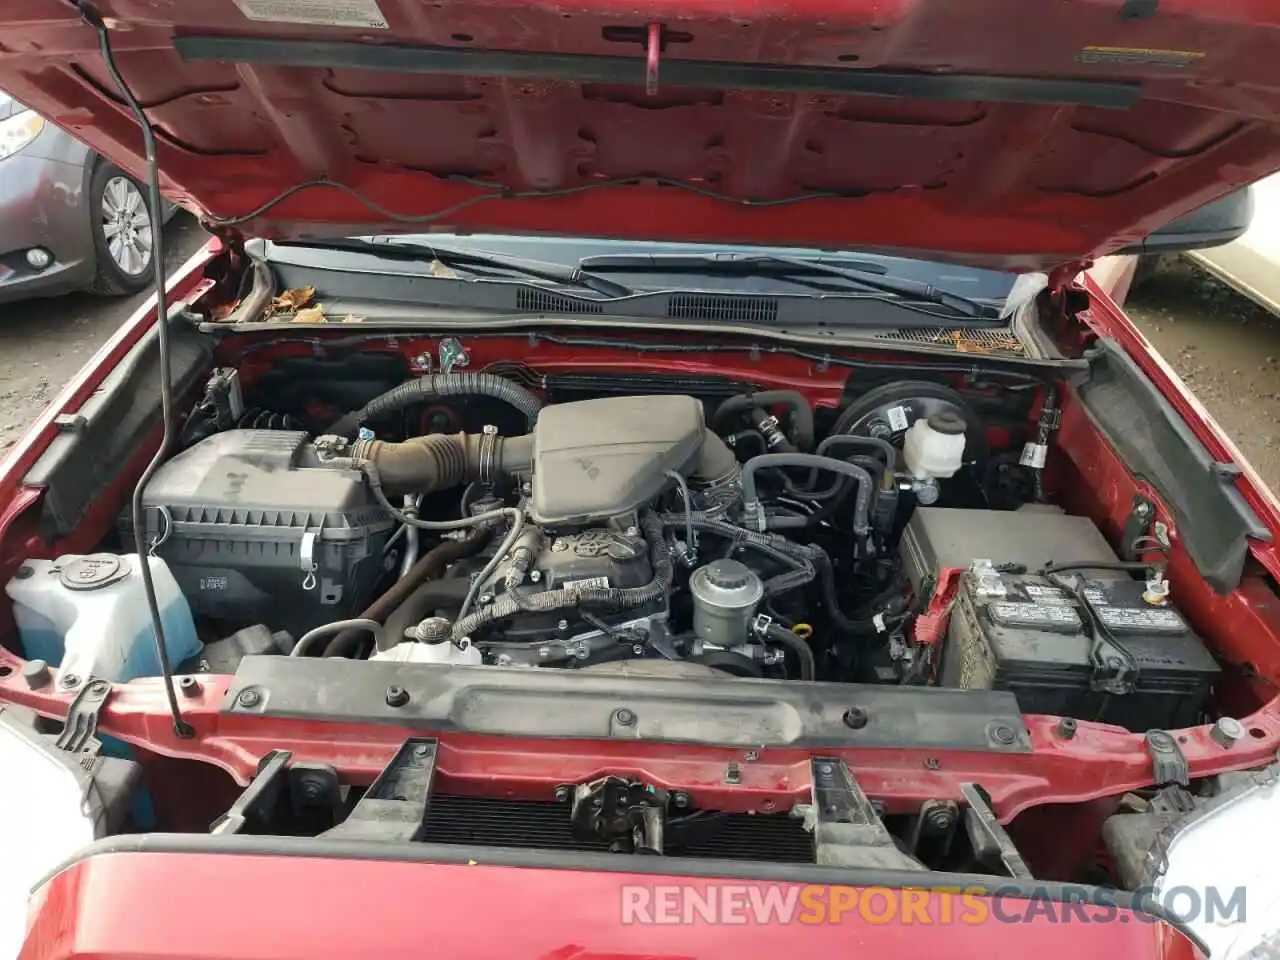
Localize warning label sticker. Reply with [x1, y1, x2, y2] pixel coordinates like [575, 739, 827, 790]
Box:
[1094, 605, 1186, 633]
[1076, 46, 1204, 68]
[991, 601, 1081, 630]
[232, 0, 387, 28]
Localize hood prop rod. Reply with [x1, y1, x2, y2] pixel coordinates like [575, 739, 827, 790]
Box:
[76, 1, 194, 739]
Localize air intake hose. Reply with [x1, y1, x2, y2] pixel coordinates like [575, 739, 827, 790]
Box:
[351, 431, 534, 497]
[327, 372, 543, 437]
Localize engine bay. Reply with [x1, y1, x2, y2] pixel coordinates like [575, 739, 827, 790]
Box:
[5, 321, 1280, 904]
[5, 332, 1219, 737]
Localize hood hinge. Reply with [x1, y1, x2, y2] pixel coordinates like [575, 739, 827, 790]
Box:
[1047, 260, 1091, 292]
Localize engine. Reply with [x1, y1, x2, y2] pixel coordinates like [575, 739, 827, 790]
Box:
[124, 375, 989, 683]
[4, 359, 1214, 730]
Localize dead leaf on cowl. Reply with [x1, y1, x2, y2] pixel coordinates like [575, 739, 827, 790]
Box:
[271, 285, 315, 313]
[210, 300, 240, 321]
[427, 259, 458, 279]
[291, 305, 326, 323]
[341, 314, 366, 323]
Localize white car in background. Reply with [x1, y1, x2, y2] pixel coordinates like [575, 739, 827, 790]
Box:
[1091, 180, 1262, 306]
[1185, 173, 1280, 315]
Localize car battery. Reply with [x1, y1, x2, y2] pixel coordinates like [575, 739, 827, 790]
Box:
[943, 564, 1219, 731]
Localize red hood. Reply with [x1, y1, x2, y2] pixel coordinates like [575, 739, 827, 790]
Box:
[6, 0, 1280, 268]
[24, 846, 1200, 960]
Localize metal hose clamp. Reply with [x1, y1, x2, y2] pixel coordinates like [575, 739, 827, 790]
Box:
[479, 424, 499, 487]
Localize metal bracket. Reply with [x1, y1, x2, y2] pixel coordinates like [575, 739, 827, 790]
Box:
[1145, 730, 1190, 786]
[438, 336, 469, 374]
[54, 678, 111, 767]
[324, 738, 438, 842]
[1121, 494, 1155, 561]
[960, 782, 1032, 879]
[211, 751, 293, 835]
[300, 529, 318, 591]
[570, 774, 669, 854]
[809, 758, 922, 869]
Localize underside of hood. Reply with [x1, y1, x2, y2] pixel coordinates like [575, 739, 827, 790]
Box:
[6, 0, 1280, 269]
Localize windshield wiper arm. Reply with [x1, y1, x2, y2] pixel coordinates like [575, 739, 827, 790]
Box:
[577, 252, 997, 319]
[280, 237, 635, 298]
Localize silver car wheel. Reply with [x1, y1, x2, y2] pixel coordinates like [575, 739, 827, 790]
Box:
[100, 175, 153, 277]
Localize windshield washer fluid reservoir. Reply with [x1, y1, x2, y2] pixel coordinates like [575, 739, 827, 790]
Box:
[902, 411, 967, 480]
[6, 554, 200, 688]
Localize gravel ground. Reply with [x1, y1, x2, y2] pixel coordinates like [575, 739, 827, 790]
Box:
[1124, 257, 1280, 497]
[0, 226, 1276, 495]
[0, 213, 207, 453]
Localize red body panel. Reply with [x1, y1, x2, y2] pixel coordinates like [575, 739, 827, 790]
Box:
[2, 1, 1280, 264]
[21, 852, 1198, 960]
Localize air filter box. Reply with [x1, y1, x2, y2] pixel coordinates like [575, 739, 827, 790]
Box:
[120, 430, 394, 632]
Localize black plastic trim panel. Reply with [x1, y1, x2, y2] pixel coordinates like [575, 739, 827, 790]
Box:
[174, 36, 1140, 109]
[225, 655, 1031, 752]
[22, 311, 212, 540]
[1077, 338, 1270, 593]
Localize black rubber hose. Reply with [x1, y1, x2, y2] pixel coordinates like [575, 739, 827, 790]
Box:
[1039, 560, 1154, 577]
[352, 432, 534, 497]
[741, 453, 873, 535]
[657, 514, 815, 596]
[812, 553, 908, 636]
[758, 621, 816, 681]
[726, 430, 768, 459]
[324, 532, 491, 656]
[327, 373, 542, 436]
[816, 434, 897, 472]
[712, 391, 815, 451]
[785, 453, 885, 505]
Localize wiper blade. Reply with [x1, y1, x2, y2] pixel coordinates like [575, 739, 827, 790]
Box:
[280, 237, 634, 298]
[577, 252, 997, 319]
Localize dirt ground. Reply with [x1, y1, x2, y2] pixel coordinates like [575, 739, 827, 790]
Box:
[0, 213, 207, 453]
[0, 227, 1277, 495]
[1124, 257, 1280, 496]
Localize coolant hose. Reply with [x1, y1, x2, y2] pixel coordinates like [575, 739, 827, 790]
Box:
[740, 453, 873, 536]
[293, 618, 385, 657]
[712, 391, 815, 451]
[324, 531, 491, 656]
[757, 620, 816, 681]
[446, 513, 673, 643]
[327, 373, 542, 436]
[657, 513, 815, 597]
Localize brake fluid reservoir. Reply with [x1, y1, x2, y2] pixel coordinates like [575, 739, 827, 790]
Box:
[902, 411, 967, 479]
[5, 554, 200, 687]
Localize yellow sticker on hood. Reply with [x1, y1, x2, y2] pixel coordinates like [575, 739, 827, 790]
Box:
[1077, 46, 1205, 67]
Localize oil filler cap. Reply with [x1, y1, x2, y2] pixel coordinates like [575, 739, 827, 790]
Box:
[59, 554, 129, 591]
